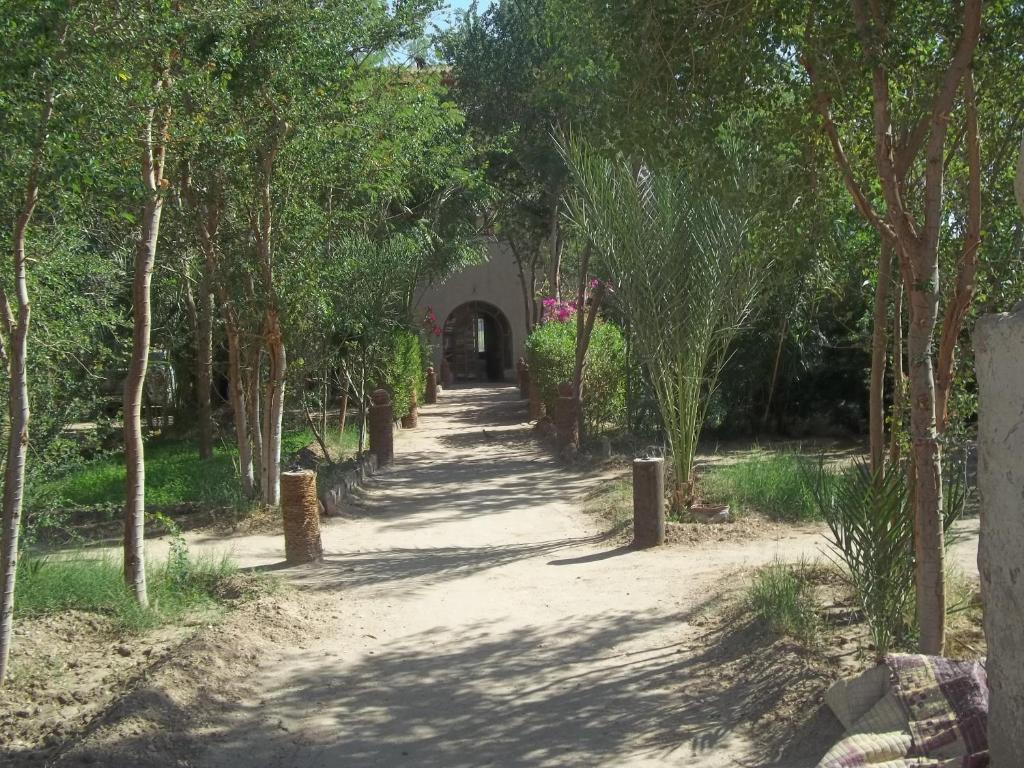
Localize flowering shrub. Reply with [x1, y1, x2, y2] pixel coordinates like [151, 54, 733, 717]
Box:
[540, 297, 578, 323]
[525, 320, 626, 436]
[422, 306, 442, 337]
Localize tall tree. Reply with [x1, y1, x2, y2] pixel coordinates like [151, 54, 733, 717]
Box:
[801, 0, 983, 653]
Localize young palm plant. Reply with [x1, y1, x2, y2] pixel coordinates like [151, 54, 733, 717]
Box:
[560, 137, 762, 507]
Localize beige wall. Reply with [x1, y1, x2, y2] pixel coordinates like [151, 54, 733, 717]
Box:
[415, 241, 528, 380]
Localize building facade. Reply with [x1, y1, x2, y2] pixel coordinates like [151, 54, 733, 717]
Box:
[415, 242, 528, 385]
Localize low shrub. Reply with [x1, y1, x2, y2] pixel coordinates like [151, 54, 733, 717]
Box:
[701, 453, 826, 522]
[810, 460, 966, 656]
[376, 330, 426, 420]
[525, 319, 626, 437]
[747, 558, 821, 646]
[15, 542, 255, 632]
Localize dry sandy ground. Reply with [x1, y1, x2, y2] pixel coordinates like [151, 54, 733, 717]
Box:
[37, 385, 979, 768]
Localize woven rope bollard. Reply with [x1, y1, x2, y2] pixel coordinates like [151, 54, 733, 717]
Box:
[369, 388, 394, 466]
[633, 457, 666, 548]
[281, 470, 323, 565]
[554, 382, 579, 449]
[401, 387, 419, 429]
[425, 366, 438, 404]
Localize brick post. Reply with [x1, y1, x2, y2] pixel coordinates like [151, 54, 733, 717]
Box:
[633, 458, 666, 547]
[281, 470, 323, 564]
[401, 387, 418, 429]
[554, 381, 579, 449]
[425, 366, 438, 404]
[369, 388, 394, 466]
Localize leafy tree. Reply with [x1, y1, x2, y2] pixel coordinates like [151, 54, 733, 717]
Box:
[563, 137, 762, 508]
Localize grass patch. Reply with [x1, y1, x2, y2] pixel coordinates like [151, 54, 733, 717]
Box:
[27, 426, 360, 517]
[747, 559, 822, 646]
[583, 478, 633, 534]
[701, 453, 830, 522]
[15, 545, 266, 632]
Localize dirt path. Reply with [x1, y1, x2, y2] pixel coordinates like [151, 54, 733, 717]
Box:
[59, 386, 977, 767]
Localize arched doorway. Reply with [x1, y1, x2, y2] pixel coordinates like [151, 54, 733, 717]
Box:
[443, 301, 513, 382]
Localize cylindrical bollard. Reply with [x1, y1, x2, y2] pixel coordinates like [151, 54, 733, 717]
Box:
[401, 387, 418, 429]
[518, 360, 530, 400]
[369, 388, 394, 466]
[528, 377, 544, 421]
[633, 457, 666, 548]
[554, 381, 579, 449]
[281, 470, 323, 564]
[425, 366, 438, 404]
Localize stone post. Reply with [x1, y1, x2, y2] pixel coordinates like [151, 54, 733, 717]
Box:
[401, 387, 418, 429]
[369, 388, 394, 467]
[518, 359, 530, 400]
[975, 306, 1024, 765]
[281, 470, 323, 565]
[633, 457, 666, 548]
[528, 377, 544, 421]
[425, 366, 438, 404]
[554, 382, 579, 449]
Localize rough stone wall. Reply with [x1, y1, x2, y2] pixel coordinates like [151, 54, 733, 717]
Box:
[974, 305, 1024, 766]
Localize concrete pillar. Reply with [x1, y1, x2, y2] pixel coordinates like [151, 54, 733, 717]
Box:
[425, 366, 438, 404]
[401, 388, 418, 429]
[633, 458, 665, 548]
[369, 388, 394, 467]
[528, 377, 544, 421]
[554, 382, 579, 449]
[281, 470, 323, 565]
[975, 306, 1024, 765]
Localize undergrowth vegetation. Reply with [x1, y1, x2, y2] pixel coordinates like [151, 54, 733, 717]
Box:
[701, 453, 829, 522]
[747, 559, 822, 647]
[26, 427, 358, 523]
[14, 542, 268, 632]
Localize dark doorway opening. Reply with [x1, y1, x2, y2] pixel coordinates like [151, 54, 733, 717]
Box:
[443, 302, 513, 382]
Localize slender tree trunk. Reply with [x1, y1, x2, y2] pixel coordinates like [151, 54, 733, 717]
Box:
[549, 195, 563, 301]
[223, 307, 254, 498]
[260, 317, 285, 506]
[1014, 135, 1024, 218]
[905, 242, 945, 655]
[124, 104, 169, 608]
[934, 71, 981, 433]
[869, 242, 892, 475]
[338, 366, 349, 437]
[244, 348, 263, 499]
[571, 246, 603, 443]
[761, 317, 788, 432]
[509, 239, 534, 335]
[888, 275, 905, 465]
[194, 254, 214, 460]
[0, 87, 54, 683]
[252, 118, 288, 507]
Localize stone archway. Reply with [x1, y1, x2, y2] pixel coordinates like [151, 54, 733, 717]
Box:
[443, 301, 513, 382]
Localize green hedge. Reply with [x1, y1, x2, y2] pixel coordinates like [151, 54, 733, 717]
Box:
[525, 320, 626, 436]
[378, 330, 426, 419]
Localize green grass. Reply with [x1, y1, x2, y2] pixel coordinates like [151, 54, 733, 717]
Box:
[747, 559, 822, 646]
[701, 452, 831, 522]
[27, 425, 360, 515]
[14, 546, 265, 631]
